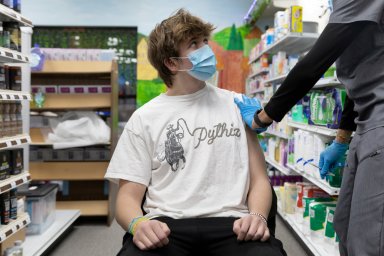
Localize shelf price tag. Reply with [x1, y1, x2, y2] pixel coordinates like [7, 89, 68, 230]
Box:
[10, 181, 16, 188]
[5, 140, 12, 148]
[22, 175, 28, 183]
[11, 225, 17, 234]
[9, 94, 15, 100]
[0, 232, 6, 242]
[25, 214, 31, 223]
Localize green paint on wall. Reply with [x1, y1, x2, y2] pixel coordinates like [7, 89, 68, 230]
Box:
[244, 38, 259, 57]
[212, 25, 250, 50]
[137, 79, 167, 107]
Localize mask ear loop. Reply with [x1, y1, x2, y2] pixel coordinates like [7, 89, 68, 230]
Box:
[169, 57, 192, 71]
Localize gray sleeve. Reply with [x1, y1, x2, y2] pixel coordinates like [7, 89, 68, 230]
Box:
[330, 0, 384, 24]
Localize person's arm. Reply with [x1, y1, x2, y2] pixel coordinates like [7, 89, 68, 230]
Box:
[116, 180, 171, 250]
[116, 180, 147, 231]
[337, 95, 357, 140]
[254, 21, 370, 127]
[318, 96, 356, 178]
[233, 127, 271, 242]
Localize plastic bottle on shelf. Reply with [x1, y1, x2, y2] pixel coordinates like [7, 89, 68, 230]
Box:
[2, 24, 11, 49]
[13, 240, 23, 256]
[30, 44, 45, 71]
[3, 22, 20, 51]
[4, 247, 15, 256]
[13, 0, 20, 13]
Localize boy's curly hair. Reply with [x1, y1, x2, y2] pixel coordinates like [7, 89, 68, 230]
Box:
[147, 9, 215, 87]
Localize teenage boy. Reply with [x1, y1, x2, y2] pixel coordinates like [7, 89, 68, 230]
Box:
[105, 9, 286, 256]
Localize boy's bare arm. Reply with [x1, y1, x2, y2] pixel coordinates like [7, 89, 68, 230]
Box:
[245, 127, 272, 219]
[116, 180, 147, 231]
[233, 127, 272, 242]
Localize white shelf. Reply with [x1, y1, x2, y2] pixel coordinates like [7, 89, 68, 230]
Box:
[287, 164, 340, 195]
[24, 210, 81, 256]
[263, 75, 342, 87]
[287, 121, 337, 137]
[248, 88, 265, 94]
[245, 0, 291, 24]
[264, 74, 287, 85]
[265, 156, 293, 175]
[0, 134, 31, 150]
[277, 207, 339, 256]
[314, 77, 342, 89]
[265, 129, 290, 140]
[0, 4, 33, 27]
[248, 68, 269, 79]
[0, 89, 32, 101]
[0, 212, 30, 243]
[0, 47, 30, 63]
[0, 172, 30, 194]
[249, 32, 319, 64]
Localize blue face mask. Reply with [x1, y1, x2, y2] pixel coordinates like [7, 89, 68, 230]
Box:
[173, 45, 217, 81]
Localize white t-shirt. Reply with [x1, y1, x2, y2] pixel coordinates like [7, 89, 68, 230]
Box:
[105, 84, 250, 219]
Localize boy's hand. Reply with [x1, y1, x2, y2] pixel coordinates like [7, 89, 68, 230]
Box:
[133, 220, 171, 250]
[233, 215, 270, 242]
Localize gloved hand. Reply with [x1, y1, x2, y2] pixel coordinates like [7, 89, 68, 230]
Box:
[234, 94, 266, 133]
[319, 140, 348, 179]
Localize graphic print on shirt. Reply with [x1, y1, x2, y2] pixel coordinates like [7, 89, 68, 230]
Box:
[156, 118, 241, 172]
[157, 123, 186, 172]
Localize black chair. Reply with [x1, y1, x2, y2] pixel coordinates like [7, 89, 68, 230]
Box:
[267, 184, 278, 236]
[140, 184, 278, 236]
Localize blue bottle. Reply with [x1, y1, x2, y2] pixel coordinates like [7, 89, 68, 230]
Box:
[30, 43, 45, 71]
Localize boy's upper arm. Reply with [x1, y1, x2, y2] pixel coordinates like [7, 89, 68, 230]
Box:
[245, 127, 268, 179]
[118, 179, 147, 201]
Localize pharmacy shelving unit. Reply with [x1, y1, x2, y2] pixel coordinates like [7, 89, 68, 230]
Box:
[29, 60, 119, 223]
[248, 68, 269, 80]
[0, 5, 35, 253]
[249, 32, 319, 65]
[287, 164, 340, 195]
[244, 0, 292, 28]
[287, 120, 338, 137]
[23, 210, 80, 256]
[277, 206, 339, 256]
[245, 5, 344, 255]
[264, 129, 290, 140]
[265, 156, 293, 175]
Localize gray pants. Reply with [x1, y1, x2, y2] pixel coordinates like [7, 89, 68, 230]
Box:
[334, 127, 384, 256]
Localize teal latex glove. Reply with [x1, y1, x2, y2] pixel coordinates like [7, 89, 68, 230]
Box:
[234, 94, 266, 133]
[318, 140, 348, 179]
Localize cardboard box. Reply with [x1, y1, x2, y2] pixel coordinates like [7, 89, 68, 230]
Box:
[289, 6, 303, 33]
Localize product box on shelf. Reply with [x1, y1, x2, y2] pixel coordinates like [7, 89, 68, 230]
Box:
[309, 202, 337, 241]
[9, 149, 23, 175]
[0, 150, 11, 180]
[0, 191, 10, 225]
[18, 183, 58, 235]
[0, 65, 6, 90]
[288, 6, 303, 33]
[308, 88, 346, 129]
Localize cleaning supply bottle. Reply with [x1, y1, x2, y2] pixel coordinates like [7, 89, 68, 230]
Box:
[30, 44, 45, 71]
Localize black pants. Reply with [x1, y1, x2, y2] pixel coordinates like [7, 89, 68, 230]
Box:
[117, 217, 287, 256]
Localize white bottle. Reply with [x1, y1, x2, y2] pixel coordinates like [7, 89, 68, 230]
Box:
[13, 240, 23, 256]
[4, 247, 15, 256]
